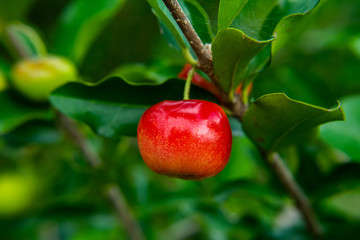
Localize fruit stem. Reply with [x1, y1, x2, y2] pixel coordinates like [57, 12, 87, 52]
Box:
[182, 48, 198, 66]
[183, 66, 195, 100]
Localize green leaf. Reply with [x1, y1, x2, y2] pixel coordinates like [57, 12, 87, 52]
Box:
[218, 0, 248, 31]
[50, 77, 218, 138]
[147, 0, 188, 51]
[321, 189, 360, 220]
[182, 0, 213, 43]
[212, 28, 272, 93]
[2, 22, 47, 59]
[320, 95, 360, 160]
[111, 63, 181, 85]
[271, 14, 304, 55]
[0, 91, 51, 135]
[148, 0, 213, 52]
[230, 0, 319, 40]
[54, 0, 126, 64]
[242, 93, 344, 151]
[3, 120, 61, 146]
[195, 0, 220, 36]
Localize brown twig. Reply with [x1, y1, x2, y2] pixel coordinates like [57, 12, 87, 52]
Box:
[263, 152, 323, 237]
[57, 112, 145, 240]
[161, 0, 322, 237]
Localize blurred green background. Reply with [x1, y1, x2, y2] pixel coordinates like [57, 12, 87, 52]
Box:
[0, 0, 359, 239]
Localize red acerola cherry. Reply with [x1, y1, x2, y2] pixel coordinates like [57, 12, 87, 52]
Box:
[137, 100, 232, 180]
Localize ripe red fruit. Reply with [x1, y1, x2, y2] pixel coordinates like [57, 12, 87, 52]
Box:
[137, 100, 232, 180]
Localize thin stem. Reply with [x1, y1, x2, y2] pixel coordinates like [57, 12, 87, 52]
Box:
[182, 48, 197, 66]
[263, 151, 323, 237]
[57, 112, 145, 240]
[183, 66, 195, 100]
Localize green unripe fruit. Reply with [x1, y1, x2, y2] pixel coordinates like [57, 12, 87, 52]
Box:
[0, 70, 8, 92]
[11, 55, 77, 101]
[0, 173, 38, 216]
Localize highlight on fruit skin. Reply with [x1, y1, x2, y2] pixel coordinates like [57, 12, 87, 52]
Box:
[137, 99, 232, 180]
[11, 55, 77, 101]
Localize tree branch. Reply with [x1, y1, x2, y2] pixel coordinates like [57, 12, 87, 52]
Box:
[57, 112, 145, 240]
[161, 0, 322, 237]
[263, 152, 323, 237]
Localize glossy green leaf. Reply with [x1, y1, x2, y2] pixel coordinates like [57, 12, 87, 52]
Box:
[50, 77, 218, 138]
[54, 0, 126, 64]
[242, 93, 344, 151]
[0, 91, 51, 135]
[320, 95, 360, 160]
[182, 0, 213, 43]
[253, 0, 360, 106]
[272, 14, 304, 55]
[212, 28, 272, 93]
[195, 0, 220, 36]
[230, 0, 319, 40]
[252, 48, 360, 108]
[111, 63, 180, 85]
[148, 0, 213, 52]
[2, 22, 47, 59]
[147, 0, 188, 51]
[218, 0, 248, 31]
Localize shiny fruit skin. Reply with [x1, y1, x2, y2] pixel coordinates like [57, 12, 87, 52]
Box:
[137, 100, 232, 180]
[11, 55, 77, 101]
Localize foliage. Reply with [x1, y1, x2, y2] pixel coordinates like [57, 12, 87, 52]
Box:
[0, 0, 359, 239]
